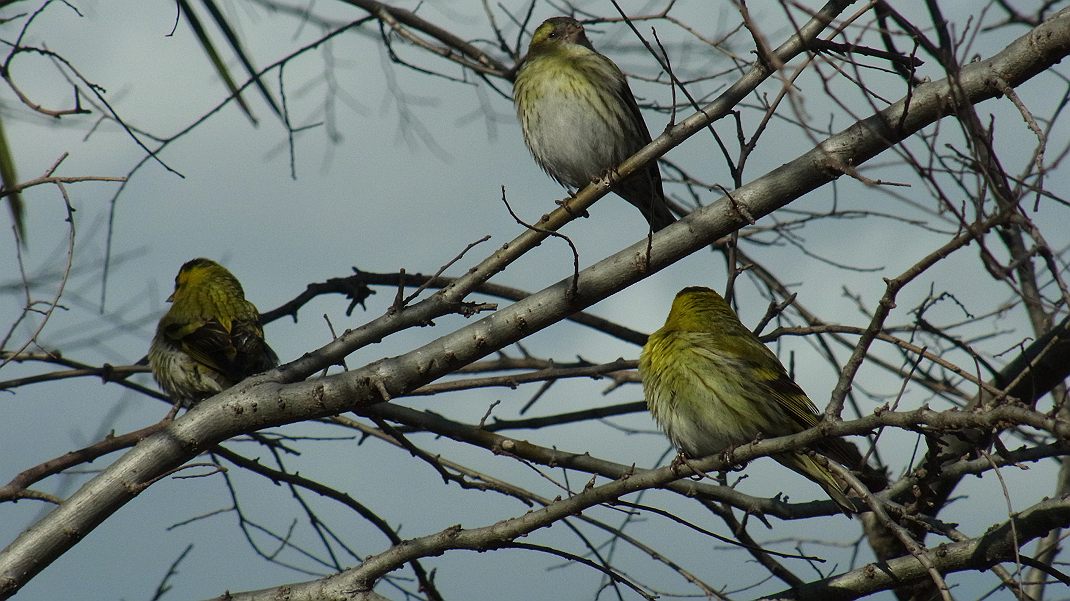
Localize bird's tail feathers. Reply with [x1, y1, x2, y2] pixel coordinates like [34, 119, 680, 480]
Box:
[775, 452, 858, 515]
[617, 173, 677, 231]
[646, 201, 677, 232]
[818, 438, 890, 494]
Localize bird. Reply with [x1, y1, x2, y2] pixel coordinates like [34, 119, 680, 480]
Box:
[513, 16, 677, 231]
[639, 286, 872, 513]
[149, 258, 278, 406]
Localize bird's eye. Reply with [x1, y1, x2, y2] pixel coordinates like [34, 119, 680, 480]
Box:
[548, 30, 558, 38]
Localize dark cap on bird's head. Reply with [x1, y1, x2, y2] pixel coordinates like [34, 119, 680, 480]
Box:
[167, 258, 244, 302]
[529, 17, 594, 52]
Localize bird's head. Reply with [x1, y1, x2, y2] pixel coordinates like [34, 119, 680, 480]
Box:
[167, 258, 245, 304]
[664, 286, 738, 331]
[527, 16, 594, 55]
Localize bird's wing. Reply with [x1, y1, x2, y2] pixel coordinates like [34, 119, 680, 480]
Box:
[758, 360, 823, 430]
[165, 318, 237, 377]
[615, 75, 654, 146]
[744, 338, 876, 472]
[230, 318, 278, 377]
[694, 329, 825, 432]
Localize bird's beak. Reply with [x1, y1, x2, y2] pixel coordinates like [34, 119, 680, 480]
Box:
[166, 292, 175, 303]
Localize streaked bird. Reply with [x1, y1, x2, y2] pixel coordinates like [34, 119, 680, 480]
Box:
[640, 286, 874, 513]
[514, 16, 676, 231]
[149, 258, 278, 406]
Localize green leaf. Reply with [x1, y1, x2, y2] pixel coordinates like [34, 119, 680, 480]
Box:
[179, 0, 258, 125]
[0, 114, 26, 245]
[199, 0, 281, 119]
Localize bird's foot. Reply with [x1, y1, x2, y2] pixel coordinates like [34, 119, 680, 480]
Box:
[670, 452, 688, 469]
[163, 402, 181, 423]
[596, 167, 620, 186]
[719, 443, 741, 466]
[554, 197, 589, 220]
[670, 452, 707, 480]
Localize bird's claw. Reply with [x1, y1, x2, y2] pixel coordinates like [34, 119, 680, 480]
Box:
[670, 452, 707, 480]
[554, 198, 589, 220]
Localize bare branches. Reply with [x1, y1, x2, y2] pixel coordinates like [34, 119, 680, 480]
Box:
[3, 3, 1070, 601]
[769, 497, 1070, 600]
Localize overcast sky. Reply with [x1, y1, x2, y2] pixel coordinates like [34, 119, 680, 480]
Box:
[2, 1, 1067, 599]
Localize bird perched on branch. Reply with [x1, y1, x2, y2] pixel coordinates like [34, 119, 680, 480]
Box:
[513, 16, 676, 231]
[640, 286, 877, 514]
[149, 258, 278, 406]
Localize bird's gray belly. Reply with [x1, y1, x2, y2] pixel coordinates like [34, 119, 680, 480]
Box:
[528, 93, 623, 188]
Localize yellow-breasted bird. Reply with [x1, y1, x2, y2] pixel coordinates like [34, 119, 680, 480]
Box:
[639, 286, 873, 514]
[149, 258, 278, 406]
[513, 16, 676, 231]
